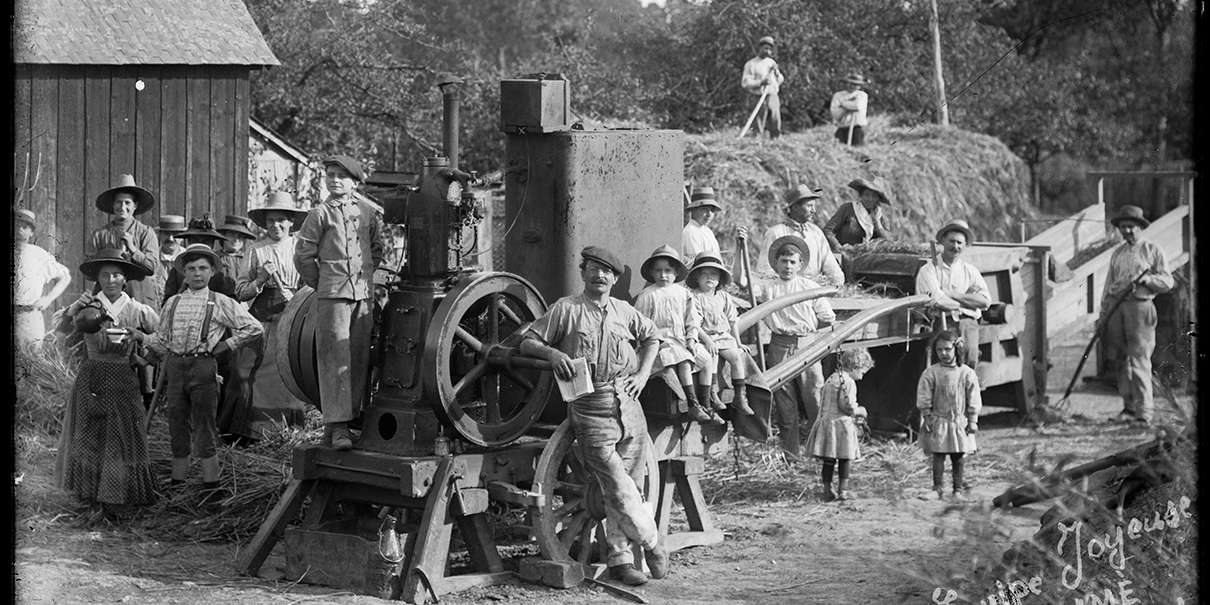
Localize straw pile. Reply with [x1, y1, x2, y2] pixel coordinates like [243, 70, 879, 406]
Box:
[686, 118, 1036, 259]
[15, 343, 78, 441]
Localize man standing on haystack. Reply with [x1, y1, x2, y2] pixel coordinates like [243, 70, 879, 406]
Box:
[741, 36, 785, 139]
[1099, 205, 1173, 425]
[830, 73, 869, 146]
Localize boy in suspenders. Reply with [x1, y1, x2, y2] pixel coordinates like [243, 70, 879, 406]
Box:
[148, 244, 262, 489]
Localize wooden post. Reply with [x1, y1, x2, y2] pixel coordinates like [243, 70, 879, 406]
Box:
[928, 0, 949, 126]
[1186, 175, 1196, 389]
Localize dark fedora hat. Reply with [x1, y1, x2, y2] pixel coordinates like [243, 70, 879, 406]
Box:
[95, 174, 155, 215]
[848, 178, 891, 204]
[686, 251, 732, 289]
[323, 154, 368, 182]
[217, 214, 257, 239]
[581, 245, 625, 275]
[174, 243, 221, 273]
[685, 186, 722, 211]
[80, 247, 151, 282]
[768, 234, 812, 268]
[640, 244, 689, 283]
[249, 191, 309, 229]
[179, 217, 229, 243]
[1110, 205, 1150, 228]
[785, 184, 823, 207]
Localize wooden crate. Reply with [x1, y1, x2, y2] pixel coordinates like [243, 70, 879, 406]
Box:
[284, 519, 406, 598]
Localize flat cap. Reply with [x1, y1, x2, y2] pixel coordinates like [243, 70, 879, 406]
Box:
[581, 245, 624, 275]
[323, 154, 368, 181]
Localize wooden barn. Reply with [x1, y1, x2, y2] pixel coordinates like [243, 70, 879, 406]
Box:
[12, 0, 279, 290]
[249, 118, 319, 209]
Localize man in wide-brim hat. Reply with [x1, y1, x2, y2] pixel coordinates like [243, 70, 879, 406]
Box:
[824, 177, 892, 250]
[830, 72, 870, 146]
[88, 174, 161, 309]
[231, 191, 310, 441]
[740, 184, 845, 285]
[14, 208, 72, 349]
[519, 245, 669, 587]
[914, 218, 991, 367]
[1099, 205, 1173, 425]
[682, 186, 724, 260]
[740, 35, 784, 139]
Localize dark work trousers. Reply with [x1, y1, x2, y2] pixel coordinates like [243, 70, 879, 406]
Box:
[766, 334, 824, 457]
[164, 356, 221, 459]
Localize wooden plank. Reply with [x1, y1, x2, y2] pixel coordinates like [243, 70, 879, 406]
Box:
[13, 67, 32, 210]
[83, 67, 112, 254]
[236, 478, 313, 576]
[233, 72, 251, 212]
[209, 72, 236, 220]
[57, 72, 87, 294]
[30, 67, 59, 255]
[160, 68, 189, 217]
[135, 67, 162, 225]
[1026, 203, 1106, 263]
[401, 457, 457, 605]
[186, 74, 211, 220]
[109, 72, 137, 178]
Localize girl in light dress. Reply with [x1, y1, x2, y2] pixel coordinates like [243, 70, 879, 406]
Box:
[917, 330, 982, 501]
[686, 251, 753, 416]
[804, 348, 874, 501]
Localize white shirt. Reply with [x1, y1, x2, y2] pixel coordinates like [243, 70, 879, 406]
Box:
[681, 220, 721, 261]
[741, 57, 783, 95]
[915, 256, 990, 320]
[830, 90, 869, 127]
[752, 275, 836, 336]
[14, 243, 69, 305]
[757, 221, 845, 285]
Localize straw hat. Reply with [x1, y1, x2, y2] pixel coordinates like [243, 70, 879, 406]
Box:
[758, 36, 775, 48]
[174, 243, 221, 273]
[847, 178, 891, 205]
[581, 245, 625, 275]
[157, 214, 187, 233]
[842, 73, 868, 86]
[95, 174, 155, 215]
[14, 208, 37, 230]
[784, 184, 823, 207]
[686, 251, 732, 289]
[1110, 205, 1150, 229]
[767, 234, 811, 268]
[80, 247, 151, 282]
[685, 186, 722, 212]
[249, 191, 309, 229]
[935, 219, 975, 244]
[640, 244, 689, 283]
[217, 214, 257, 239]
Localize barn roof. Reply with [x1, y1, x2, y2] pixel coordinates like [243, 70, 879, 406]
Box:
[13, 0, 280, 66]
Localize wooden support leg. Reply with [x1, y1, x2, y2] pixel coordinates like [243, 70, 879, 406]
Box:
[302, 482, 337, 526]
[456, 514, 504, 573]
[660, 458, 725, 552]
[236, 479, 313, 576]
[401, 458, 458, 604]
[654, 460, 678, 542]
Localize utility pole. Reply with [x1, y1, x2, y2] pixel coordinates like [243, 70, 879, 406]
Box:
[929, 0, 949, 126]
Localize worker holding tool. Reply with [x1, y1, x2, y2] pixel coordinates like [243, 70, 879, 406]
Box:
[1099, 205, 1173, 425]
[915, 219, 991, 368]
[830, 73, 869, 146]
[740, 36, 784, 139]
[739, 184, 846, 286]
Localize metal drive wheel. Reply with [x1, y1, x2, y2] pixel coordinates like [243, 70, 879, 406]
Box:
[528, 420, 660, 566]
[422, 272, 553, 447]
[276, 286, 320, 407]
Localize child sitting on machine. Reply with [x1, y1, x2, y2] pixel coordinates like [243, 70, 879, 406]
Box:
[686, 251, 753, 416]
[634, 245, 722, 425]
[917, 330, 982, 502]
[804, 348, 873, 501]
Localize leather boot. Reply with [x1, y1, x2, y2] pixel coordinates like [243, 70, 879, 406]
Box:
[836, 478, 849, 501]
[609, 564, 648, 586]
[701, 384, 725, 411]
[171, 457, 190, 482]
[644, 544, 668, 579]
[329, 423, 353, 450]
[731, 379, 754, 415]
[821, 482, 837, 502]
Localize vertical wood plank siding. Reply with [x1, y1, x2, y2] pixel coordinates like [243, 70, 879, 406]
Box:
[13, 64, 252, 307]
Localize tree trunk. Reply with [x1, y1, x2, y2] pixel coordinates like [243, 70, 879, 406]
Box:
[1030, 161, 1041, 212]
[929, 0, 949, 126]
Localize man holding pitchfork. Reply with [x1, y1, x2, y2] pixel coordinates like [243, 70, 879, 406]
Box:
[231, 191, 310, 439]
[741, 35, 784, 139]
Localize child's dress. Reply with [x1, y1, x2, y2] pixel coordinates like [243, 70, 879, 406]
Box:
[804, 372, 862, 460]
[692, 289, 739, 352]
[635, 283, 708, 371]
[916, 362, 982, 454]
[55, 295, 159, 505]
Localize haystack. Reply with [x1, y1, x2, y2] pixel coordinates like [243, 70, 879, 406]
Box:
[685, 118, 1035, 258]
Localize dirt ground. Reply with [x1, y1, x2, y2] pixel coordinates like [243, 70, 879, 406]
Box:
[15, 332, 1194, 605]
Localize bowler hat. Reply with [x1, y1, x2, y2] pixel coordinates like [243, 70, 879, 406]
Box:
[1110, 205, 1150, 229]
[935, 219, 975, 244]
[80, 247, 151, 282]
[14, 208, 37, 229]
[175, 243, 221, 273]
[843, 72, 868, 86]
[685, 186, 722, 211]
[323, 154, 368, 182]
[785, 184, 823, 207]
[847, 178, 891, 204]
[249, 191, 309, 229]
[686, 251, 732, 289]
[768, 234, 811, 269]
[179, 217, 229, 243]
[157, 214, 187, 233]
[640, 245, 689, 283]
[95, 174, 155, 215]
[581, 245, 624, 275]
[217, 214, 257, 239]
[758, 36, 775, 47]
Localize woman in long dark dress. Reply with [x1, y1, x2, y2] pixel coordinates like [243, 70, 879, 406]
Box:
[55, 248, 160, 522]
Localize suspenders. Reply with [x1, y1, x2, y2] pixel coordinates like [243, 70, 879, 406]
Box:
[165, 291, 217, 354]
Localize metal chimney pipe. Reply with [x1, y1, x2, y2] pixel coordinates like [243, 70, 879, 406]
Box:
[437, 75, 463, 169]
